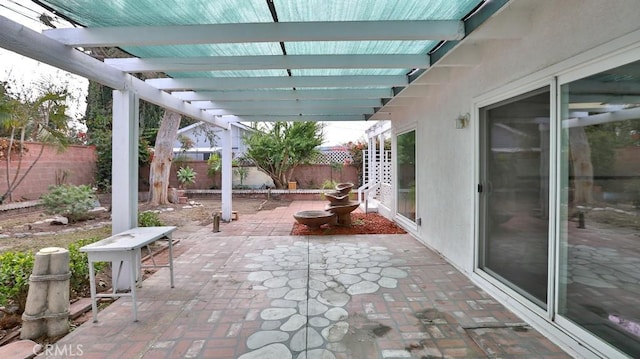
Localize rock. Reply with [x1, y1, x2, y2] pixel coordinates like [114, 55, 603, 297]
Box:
[50, 216, 69, 225]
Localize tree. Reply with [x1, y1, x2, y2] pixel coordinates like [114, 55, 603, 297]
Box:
[148, 110, 182, 205]
[243, 121, 323, 189]
[0, 80, 70, 203]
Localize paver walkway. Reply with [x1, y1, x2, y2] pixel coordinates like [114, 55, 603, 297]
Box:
[48, 201, 572, 358]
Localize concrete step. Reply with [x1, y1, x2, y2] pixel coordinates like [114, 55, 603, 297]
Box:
[359, 201, 378, 213]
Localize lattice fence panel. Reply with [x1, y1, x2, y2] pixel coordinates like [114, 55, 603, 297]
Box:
[382, 150, 392, 185]
[313, 150, 353, 165]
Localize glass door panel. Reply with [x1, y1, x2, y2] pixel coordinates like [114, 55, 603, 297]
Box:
[559, 60, 640, 357]
[397, 130, 416, 221]
[479, 88, 550, 307]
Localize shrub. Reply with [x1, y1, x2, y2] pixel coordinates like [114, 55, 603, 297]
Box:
[138, 211, 164, 227]
[0, 237, 108, 313]
[40, 184, 97, 222]
[321, 179, 337, 189]
[68, 238, 106, 295]
[0, 251, 34, 313]
[176, 166, 197, 189]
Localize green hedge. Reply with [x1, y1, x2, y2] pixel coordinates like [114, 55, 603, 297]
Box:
[0, 237, 105, 313]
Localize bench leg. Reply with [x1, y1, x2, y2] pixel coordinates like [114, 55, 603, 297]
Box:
[88, 260, 98, 323]
[130, 251, 138, 322]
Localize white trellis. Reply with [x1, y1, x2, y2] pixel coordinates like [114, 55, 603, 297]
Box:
[314, 150, 353, 165]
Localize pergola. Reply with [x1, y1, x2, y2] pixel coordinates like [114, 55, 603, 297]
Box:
[0, 0, 508, 230]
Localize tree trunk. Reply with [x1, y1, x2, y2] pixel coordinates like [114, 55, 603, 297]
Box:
[569, 127, 594, 205]
[148, 110, 181, 205]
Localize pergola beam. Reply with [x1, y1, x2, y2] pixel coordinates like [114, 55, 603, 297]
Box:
[147, 75, 407, 90]
[44, 20, 464, 47]
[192, 99, 382, 110]
[225, 115, 376, 122]
[172, 89, 392, 101]
[206, 108, 373, 116]
[104, 54, 429, 72]
[0, 16, 227, 129]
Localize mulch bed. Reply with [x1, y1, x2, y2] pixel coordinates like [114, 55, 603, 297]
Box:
[291, 212, 407, 235]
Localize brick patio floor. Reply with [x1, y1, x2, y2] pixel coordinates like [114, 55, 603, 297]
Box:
[49, 200, 572, 358]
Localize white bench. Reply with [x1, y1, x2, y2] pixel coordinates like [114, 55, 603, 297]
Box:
[80, 226, 177, 322]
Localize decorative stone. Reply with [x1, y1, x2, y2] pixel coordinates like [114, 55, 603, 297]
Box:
[378, 277, 398, 289]
[271, 299, 298, 308]
[325, 307, 348, 321]
[260, 308, 296, 321]
[288, 278, 308, 288]
[360, 273, 381, 282]
[299, 298, 328, 316]
[381, 268, 408, 279]
[335, 274, 362, 285]
[296, 349, 336, 359]
[308, 279, 327, 291]
[309, 317, 330, 327]
[290, 328, 323, 351]
[322, 321, 349, 342]
[317, 291, 350, 307]
[284, 288, 307, 301]
[261, 321, 281, 330]
[238, 343, 292, 359]
[248, 271, 273, 282]
[246, 330, 289, 350]
[346, 281, 379, 295]
[281, 314, 307, 332]
[267, 287, 290, 299]
[264, 277, 289, 288]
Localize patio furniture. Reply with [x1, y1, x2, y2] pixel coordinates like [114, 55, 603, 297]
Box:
[80, 226, 177, 322]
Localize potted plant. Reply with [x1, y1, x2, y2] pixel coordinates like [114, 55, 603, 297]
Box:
[176, 166, 197, 203]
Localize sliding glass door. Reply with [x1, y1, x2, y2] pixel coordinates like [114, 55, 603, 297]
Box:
[558, 60, 640, 357]
[397, 130, 416, 222]
[478, 87, 551, 308]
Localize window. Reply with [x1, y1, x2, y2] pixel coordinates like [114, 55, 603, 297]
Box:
[558, 60, 640, 357]
[397, 130, 416, 221]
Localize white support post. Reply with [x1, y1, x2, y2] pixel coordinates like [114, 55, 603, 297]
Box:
[378, 133, 384, 184]
[221, 126, 233, 222]
[111, 90, 139, 290]
[369, 136, 376, 186]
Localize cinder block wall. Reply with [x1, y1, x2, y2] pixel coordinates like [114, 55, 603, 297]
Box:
[0, 142, 96, 201]
[140, 161, 360, 190]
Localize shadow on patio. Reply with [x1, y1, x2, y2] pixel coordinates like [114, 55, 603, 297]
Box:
[50, 201, 570, 358]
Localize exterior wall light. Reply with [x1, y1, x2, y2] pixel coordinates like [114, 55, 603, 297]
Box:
[455, 113, 470, 129]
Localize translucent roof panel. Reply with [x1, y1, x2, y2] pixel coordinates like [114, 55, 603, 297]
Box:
[171, 70, 290, 78]
[33, 0, 495, 119]
[291, 69, 408, 76]
[127, 44, 284, 58]
[286, 40, 438, 55]
[274, 0, 481, 21]
[37, 0, 273, 26]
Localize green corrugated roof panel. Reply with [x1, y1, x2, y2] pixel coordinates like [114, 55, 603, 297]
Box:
[38, 0, 273, 26]
[35, 0, 489, 100]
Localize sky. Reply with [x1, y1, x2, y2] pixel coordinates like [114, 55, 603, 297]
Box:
[0, 0, 375, 145]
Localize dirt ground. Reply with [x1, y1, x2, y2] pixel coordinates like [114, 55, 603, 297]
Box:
[0, 196, 291, 254]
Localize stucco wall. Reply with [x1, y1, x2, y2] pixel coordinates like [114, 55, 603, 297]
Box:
[390, 0, 640, 273]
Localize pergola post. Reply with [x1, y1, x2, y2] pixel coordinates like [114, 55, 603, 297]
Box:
[111, 90, 139, 290]
[111, 90, 139, 233]
[369, 136, 376, 185]
[221, 126, 233, 222]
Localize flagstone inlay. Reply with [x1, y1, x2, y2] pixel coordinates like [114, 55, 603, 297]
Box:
[240, 241, 407, 357]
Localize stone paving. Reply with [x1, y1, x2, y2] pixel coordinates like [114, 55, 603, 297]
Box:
[47, 201, 572, 358]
